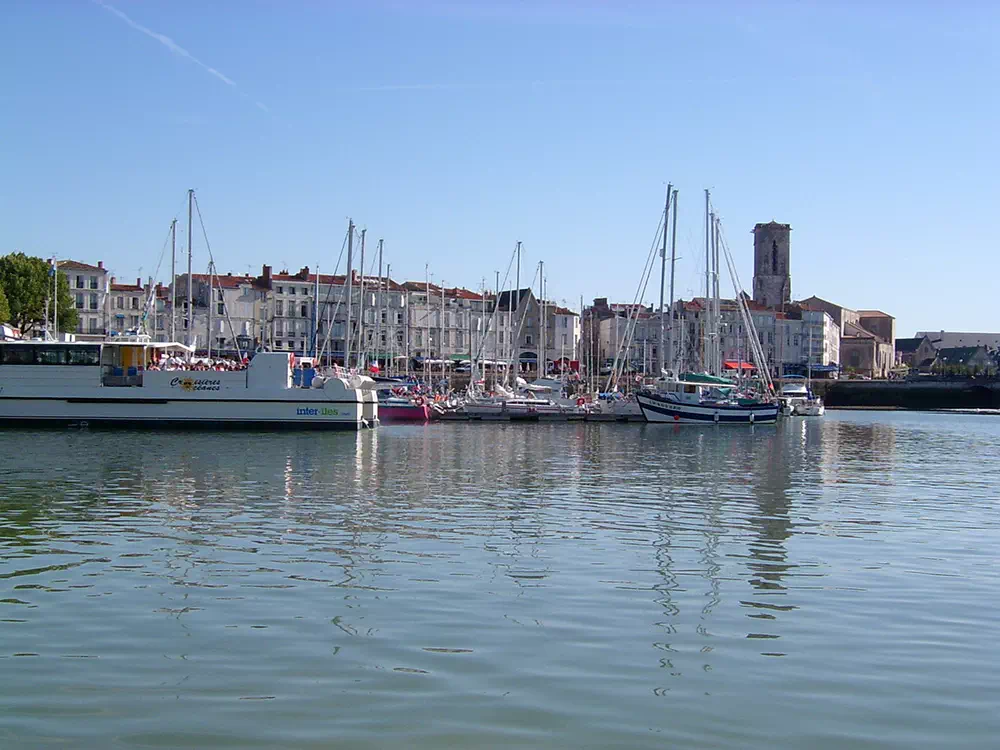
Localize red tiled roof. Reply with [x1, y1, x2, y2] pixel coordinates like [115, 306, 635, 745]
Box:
[553, 306, 578, 316]
[857, 309, 893, 318]
[59, 260, 104, 272]
[110, 283, 143, 293]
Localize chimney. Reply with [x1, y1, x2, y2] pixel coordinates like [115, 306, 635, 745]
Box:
[97, 260, 104, 270]
[352, 269, 359, 284]
[261, 264, 272, 286]
[111, 276, 116, 285]
[298, 266, 310, 280]
[136, 278, 141, 288]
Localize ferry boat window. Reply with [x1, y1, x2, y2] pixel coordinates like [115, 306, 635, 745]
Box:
[67, 347, 101, 366]
[1, 345, 35, 364]
[35, 346, 67, 365]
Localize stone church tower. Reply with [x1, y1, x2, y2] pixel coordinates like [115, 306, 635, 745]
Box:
[752, 222, 791, 308]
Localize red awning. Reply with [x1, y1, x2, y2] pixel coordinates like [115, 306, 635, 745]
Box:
[723, 360, 755, 371]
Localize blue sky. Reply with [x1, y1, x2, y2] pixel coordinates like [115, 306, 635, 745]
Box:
[2, 1, 997, 336]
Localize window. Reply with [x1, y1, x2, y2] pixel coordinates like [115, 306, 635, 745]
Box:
[561, 318, 568, 328]
[75, 294, 84, 310]
[76, 275, 85, 289]
[131, 297, 139, 310]
[216, 337, 226, 348]
[289, 287, 296, 296]
[300, 304, 308, 318]
[156, 316, 164, 331]
[67, 346, 100, 365]
[395, 312, 403, 325]
[442, 331, 450, 346]
[116, 296, 124, 309]
[217, 290, 224, 301]
[35, 346, 65, 365]
[1, 345, 35, 364]
[89, 318, 100, 334]
[89, 293, 98, 311]
[415, 332, 423, 347]
[277, 286, 284, 295]
[129, 315, 139, 328]
[276, 340, 283, 349]
[456, 331, 463, 348]
[89, 275, 98, 290]
[217, 303, 224, 315]
[275, 301, 283, 316]
[525, 335, 533, 345]
[562, 334, 568, 346]
[76, 319, 84, 333]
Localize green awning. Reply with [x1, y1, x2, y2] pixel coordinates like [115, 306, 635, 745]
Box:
[449, 354, 469, 361]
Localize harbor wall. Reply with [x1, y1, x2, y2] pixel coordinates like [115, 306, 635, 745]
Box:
[822, 379, 1000, 409]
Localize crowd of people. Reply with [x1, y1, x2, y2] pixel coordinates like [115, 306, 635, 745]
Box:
[147, 356, 249, 372]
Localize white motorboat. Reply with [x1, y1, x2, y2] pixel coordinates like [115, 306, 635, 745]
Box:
[0, 339, 377, 429]
[779, 378, 824, 417]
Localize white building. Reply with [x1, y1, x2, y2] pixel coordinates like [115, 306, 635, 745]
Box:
[59, 260, 110, 340]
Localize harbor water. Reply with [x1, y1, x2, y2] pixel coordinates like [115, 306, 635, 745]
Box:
[2, 412, 998, 748]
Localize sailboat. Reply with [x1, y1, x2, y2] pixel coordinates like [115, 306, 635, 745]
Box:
[636, 188, 779, 425]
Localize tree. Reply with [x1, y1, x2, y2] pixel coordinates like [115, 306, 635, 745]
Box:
[0, 285, 9, 324]
[0, 252, 78, 335]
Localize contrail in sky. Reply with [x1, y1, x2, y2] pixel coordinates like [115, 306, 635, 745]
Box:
[91, 0, 269, 112]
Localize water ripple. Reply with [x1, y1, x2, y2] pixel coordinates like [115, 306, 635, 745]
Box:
[2, 414, 1000, 747]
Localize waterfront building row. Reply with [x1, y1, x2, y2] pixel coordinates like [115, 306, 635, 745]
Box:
[56, 261, 581, 370]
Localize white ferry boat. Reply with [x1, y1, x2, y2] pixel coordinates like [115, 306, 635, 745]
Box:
[0, 340, 378, 429]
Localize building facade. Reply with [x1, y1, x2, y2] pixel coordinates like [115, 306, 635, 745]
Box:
[59, 260, 110, 340]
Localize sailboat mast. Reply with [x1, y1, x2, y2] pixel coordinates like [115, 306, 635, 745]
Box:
[207, 260, 213, 359]
[714, 216, 722, 376]
[170, 219, 176, 343]
[187, 188, 193, 355]
[314, 265, 320, 359]
[667, 189, 678, 375]
[385, 262, 392, 375]
[538, 261, 544, 376]
[713, 215, 719, 375]
[375, 239, 383, 372]
[425, 264, 430, 383]
[356, 229, 366, 369]
[345, 219, 354, 368]
[494, 270, 500, 378]
[658, 183, 672, 375]
[438, 279, 448, 390]
[704, 189, 710, 373]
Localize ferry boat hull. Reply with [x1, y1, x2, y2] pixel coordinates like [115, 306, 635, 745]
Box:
[0, 343, 376, 430]
[0, 394, 370, 429]
[636, 392, 779, 424]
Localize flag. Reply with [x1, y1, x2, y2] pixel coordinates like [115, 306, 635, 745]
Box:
[49, 258, 57, 277]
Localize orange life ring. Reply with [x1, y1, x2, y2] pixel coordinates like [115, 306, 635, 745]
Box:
[414, 396, 425, 406]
